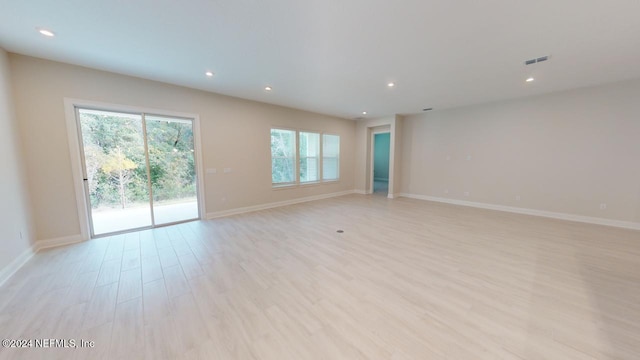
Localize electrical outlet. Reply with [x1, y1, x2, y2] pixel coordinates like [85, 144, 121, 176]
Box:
[600, 203, 607, 210]
[464, 191, 470, 197]
[444, 189, 449, 194]
[466, 155, 472, 161]
[206, 168, 217, 174]
[223, 168, 232, 173]
[515, 195, 521, 201]
[446, 155, 451, 161]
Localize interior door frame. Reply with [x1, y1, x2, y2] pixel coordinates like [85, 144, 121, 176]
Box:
[368, 126, 391, 196]
[64, 98, 206, 240]
[370, 130, 391, 194]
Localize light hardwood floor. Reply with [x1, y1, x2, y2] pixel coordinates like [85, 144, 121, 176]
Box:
[0, 194, 639, 359]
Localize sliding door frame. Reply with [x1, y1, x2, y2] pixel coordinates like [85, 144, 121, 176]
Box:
[64, 98, 206, 240]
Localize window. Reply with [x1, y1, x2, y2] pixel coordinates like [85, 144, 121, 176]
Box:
[271, 129, 296, 185]
[323, 134, 340, 181]
[271, 128, 340, 186]
[299, 132, 320, 183]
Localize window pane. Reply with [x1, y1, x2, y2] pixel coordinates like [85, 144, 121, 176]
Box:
[300, 157, 318, 182]
[271, 129, 296, 184]
[272, 158, 296, 183]
[323, 134, 339, 157]
[323, 134, 340, 180]
[323, 157, 339, 180]
[145, 115, 199, 225]
[78, 109, 151, 235]
[300, 132, 319, 182]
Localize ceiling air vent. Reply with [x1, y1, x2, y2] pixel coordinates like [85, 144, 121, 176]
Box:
[524, 55, 550, 65]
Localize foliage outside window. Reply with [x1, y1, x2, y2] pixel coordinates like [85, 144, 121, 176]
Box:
[271, 128, 340, 186]
[271, 129, 296, 184]
[79, 109, 196, 209]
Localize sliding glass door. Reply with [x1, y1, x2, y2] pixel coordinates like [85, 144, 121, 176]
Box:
[145, 115, 199, 225]
[76, 108, 199, 237]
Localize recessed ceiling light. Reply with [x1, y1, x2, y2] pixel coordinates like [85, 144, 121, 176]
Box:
[205, 71, 214, 77]
[526, 77, 535, 82]
[265, 86, 272, 91]
[37, 28, 55, 37]
[388, 82, 395, 87]
[362, 111, 367, 115]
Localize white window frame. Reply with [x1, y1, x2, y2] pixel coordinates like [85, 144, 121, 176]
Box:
[299, 131, 321, 184]
[270, 128, 341, 189]
[270, 128, 298, 187]
[64, 98, 205, 241]
[321, 133, 340, 182]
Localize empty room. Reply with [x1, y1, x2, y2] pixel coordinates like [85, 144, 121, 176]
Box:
[1, 1, 639, 359]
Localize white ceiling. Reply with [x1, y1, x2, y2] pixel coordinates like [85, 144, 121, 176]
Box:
[2, 0, 640, 119]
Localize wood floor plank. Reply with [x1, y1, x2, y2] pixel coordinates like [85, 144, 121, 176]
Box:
[95, 259, 122, 287]
[109, 298, 144, 359]
[117, 268, 142, 304]
[0, 195, 638, 359]
[141, 255, 164, 284]
[121, 249, 141, 271]
[82, 283, 118, 331]
[162, 264, 190, 299]
[158, 247, 180, 269]
[143, 279, 171, 325]
[177, 253, 204, 280]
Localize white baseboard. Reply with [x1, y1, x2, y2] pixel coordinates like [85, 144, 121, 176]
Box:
[354, 189, 367, 195]
[0, 234, 86, 287]
[36, 234, 85, 251]
[0, 245, 36, 287]
[206, 190, 355, 219]
[398, 193, 640, 230]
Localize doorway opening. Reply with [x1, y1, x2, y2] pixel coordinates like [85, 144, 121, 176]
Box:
[373, 132, 390, 195]
[76, 107, 200, 237]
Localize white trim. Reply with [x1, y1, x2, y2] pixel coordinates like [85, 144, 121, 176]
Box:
[63, 98, 206, 238]
[361, 119, 394, 195]
[398, 193, 640, 230]
[0, 234, 87, 287]
[206, 190, 355, 219]
[354, 189, 367, 195]
[369, 129, 392, 195]
[64, 99, 91, 240]
[0, 246, 36, 287]
[35, 234, 85, 251]
[192, 115, 207, 219]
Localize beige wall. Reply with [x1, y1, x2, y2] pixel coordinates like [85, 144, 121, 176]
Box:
[401, 79, 640, 223]
[0, 49, 34, 277]
[9, 54, 356, 241]
[7, 52, 640, 246]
